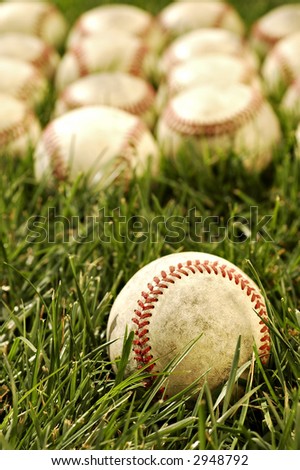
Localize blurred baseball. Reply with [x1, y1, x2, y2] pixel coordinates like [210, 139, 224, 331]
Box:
[54, 72, 156, 129]
[107, 251, 270, 397]
[158, 54, 261, 108]
[157, 83, 281, 172]
[0, 57, 47, 107]
[251, 4, 300, 58]
[160, 28, 259, 75]
[281, 78, 300, 120]
[158, 1, 245, 42]
[66, 4, 164, 53]
[0, 33, 59, 78]
[0, 2, 68, 48]
[4, 0, 46, 2]
[262, 32, 300, 96]
[0, 92, 41, 157]
[55, 32, 155, 92]
[34, 106, 159, 187]
[177, 0, 224, 2]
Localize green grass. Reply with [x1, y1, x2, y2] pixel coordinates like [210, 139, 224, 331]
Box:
[0, 0, 300, 451]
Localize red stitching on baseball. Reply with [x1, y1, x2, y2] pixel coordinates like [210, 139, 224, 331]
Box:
[157, 3, 232, 34]
[162, 89, 264, 137]
[252, 22, 280, 48]
[0, 111, 36, 148]
[42, 123, 67, 180]
[120, 119, 148, 160]
[60, 79, 155, 117]
[33, 5, 59, 39]
[163, 35, 251, 73]
[213, 3, 233, 28]
[128, 43, 149, 76]
[132, 259, 270, 383]
[270, 49, 295, 85]
[168, 59, 255, 96]
[120, 81, 155, 116]
[42, 116, 149, 182]
[16, 68, 45, 104]
[70, 46, 90, 77]
[73, 11, 155, 41]
[32, 43, 56, 74]
[69, 42, 149, 78]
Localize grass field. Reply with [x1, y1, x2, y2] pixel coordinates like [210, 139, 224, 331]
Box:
[0, 0, 300, 451]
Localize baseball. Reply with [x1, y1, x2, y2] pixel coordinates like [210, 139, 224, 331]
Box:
[107, 252, 270, 397]
[262, 32, 300, 96]
[0, 33, 60, 79]
[165, 53, 261, 97]
[0, 3, 68, 48]
[156, 83, 281, 172]
[4, 0, 46, 2]
[55, 32, 155, 92]
[160, 28, 259, 76]
[158, 1, 245, 42]
[34, 105, 159, 188]
[281, 78, 300, 120]
[0, 92, 41, 157]
[66, 4, 164, 53]
[0, 57, 48, 107]
[251, 4, 300, 58]
[177, 0, 224, 2]
[54, 72, 157, 129]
